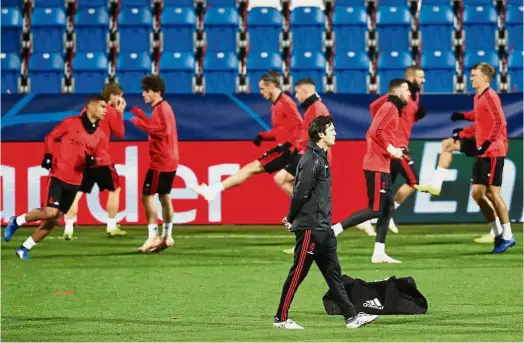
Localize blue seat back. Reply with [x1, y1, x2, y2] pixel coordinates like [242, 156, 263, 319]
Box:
[116, 52, 151, 93]
[463, 50, 499, 69]
[75, 8, 109, 52]
[290, 51, 325, 88]
[333, 6, 367, 51]
[247, 51, 282, 92]
[72, 52, 108, 93]
[376, 6, 411, 50]
[1, 7, 23, 53]
[419, 5, 454, 50]
[421, 50, 456, 93]
[290, 7, 326, 53]
[463, 5, 497, 51]
[32, 8, 67, 52]
[247, 7, 282, 53]
[161, 7, 197, 52]
[29, 52, 64, 93]
[159, 51, 195, 93]
[203, 52, 238, 93]
[204, 7, 240, 52]
[377, 50, 413, 93]
[118, 7, 153, 52]
[1, 53, 20, 93]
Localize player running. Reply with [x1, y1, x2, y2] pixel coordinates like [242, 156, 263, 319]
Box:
[63, 82, 127, 239]
[131, 75, 179, 253]
[191, 71, 303, 201]
[331, 79, 411, 263]
[357, 66, 427, 235]
[3, 95, 108, 259]
[416, 63, 515, 253]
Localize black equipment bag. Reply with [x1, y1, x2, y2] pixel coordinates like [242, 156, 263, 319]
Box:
[323, 275, 428, 315]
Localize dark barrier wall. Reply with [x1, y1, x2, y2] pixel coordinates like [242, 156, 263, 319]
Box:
[1, 93, 523, 141]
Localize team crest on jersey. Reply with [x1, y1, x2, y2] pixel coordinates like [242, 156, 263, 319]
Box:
[307, 243, 316, 255]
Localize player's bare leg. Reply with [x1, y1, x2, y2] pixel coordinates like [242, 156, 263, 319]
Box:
[273, 169, 294, 197]
[138, 194, 161, 252]
[64, 192, 83, 240]
[192, 160, 266, 201]
[487, 186, 516, 253]
[106, 188, 127, 237]
[385, 184, 416, 233]
[150, 194, 175, 252]
[10, 210, 61, 259]
[474, 194, 501, 243]
[415, 138, 460, 196]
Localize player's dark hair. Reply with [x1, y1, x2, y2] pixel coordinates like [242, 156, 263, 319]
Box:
[404, 66, 423, 78]
[101, 82, 123, 101]
[472, 62, 496, 82]
[295, 77, 315, 87]
[309, 115, 334, 142]
[87, 94, 107, 104]
[141, 75, 166, 95]
[259, 70, 281, 87]
[388, 78, 408, 92]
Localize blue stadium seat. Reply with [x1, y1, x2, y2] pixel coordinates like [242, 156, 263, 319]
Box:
[164, 0, 194, 6]
[376, 6, 412, 50]
[508, 50, 523, 92]
[159, 52, 195, 93]
[506, 5, 523, 50]
[116, 52, 151, 93]
[422, 0, 452, 3]
[207, 0, 237, 6]
[72, 52, 108, 93]
[161, 7, 196, 52]
[31, 8, 67, 52]
[290, 51, 326, 90]
[118, 7, 153, 52]
[2, 0, 23, 7]
[246, 51, 282, 92]
[335, 0, 369, 4]
[77, 0, 108, 8]
[120, 0, 152, 6]
[333, 50, 369, 93]
[420, 50, 456, 93]
[74, 7, 110, 52]
[1, 53, 20, 93]
[204, 7, 240, 52]
[37, 0, 66, 6]
[463, 50, 499, 69]
[333, 6, 367, 52]
[419, 5, 454, 50]
[290, 7, 326, 53]
[29, 52, 64, 93]
[1, 7, 23, 53]
[463, 5, 497, 51]
[377, 50, 413, 94]
[247, 7, 282, 54]
[379, 0, 409, 5]
[203, 52, 238, 93]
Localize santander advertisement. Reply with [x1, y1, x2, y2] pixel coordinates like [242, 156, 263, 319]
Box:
[1, 141, 368, 225]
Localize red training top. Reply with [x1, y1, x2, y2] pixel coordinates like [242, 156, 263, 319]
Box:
[259, 93, 303, 148]
[131, 100, 179, 171]
[44, 115, 106, 185]
[363, 96, 402, 173]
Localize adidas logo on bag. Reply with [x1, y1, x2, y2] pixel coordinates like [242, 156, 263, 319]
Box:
[363, 298, 384, 310]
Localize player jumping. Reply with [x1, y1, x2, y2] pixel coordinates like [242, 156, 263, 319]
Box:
[3, 95, 108, 259]
[331, 79, 412, 263]
[191, 70, 303, 201]
[131, 75, 179, 253]
[416, 63, 515, 253]
[63, 82, 127, 239]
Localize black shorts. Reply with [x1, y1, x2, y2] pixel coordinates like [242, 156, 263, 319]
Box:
[258, 142, 295, 174]
[142, 169, 177, 195]
[472, 157, 505, 186]
[364, 170, 392, 212]
[41, 176, 79, 214]
[283, 150, 302, 177]
[390, 158, 418, 187]
[80, 165, 119, 193]
[460, 137, 478, 157]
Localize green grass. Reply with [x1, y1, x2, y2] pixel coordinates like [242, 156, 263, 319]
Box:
[1, 224, 522, 342]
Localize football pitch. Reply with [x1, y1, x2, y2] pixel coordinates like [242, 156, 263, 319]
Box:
[1, 224, 522, 342]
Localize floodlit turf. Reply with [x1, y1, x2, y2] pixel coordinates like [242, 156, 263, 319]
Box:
[1, 224, 522, 342]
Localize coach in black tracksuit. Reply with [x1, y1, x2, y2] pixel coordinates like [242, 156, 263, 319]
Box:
[273, 116, 376, 329]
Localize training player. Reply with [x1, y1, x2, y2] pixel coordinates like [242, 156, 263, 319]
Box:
[358, 66, 427, 235]
[63, 82, 127, 239]
[3, 95, 108, 259]
[331, 79, 411, 263]
[274, 115, 378, 330]
[416, 63, 515, 253]
[131, 75, 179, 253]
[191, 71, 303, 201]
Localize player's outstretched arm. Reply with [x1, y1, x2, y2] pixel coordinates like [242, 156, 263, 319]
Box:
[130, 106, 151, 123]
